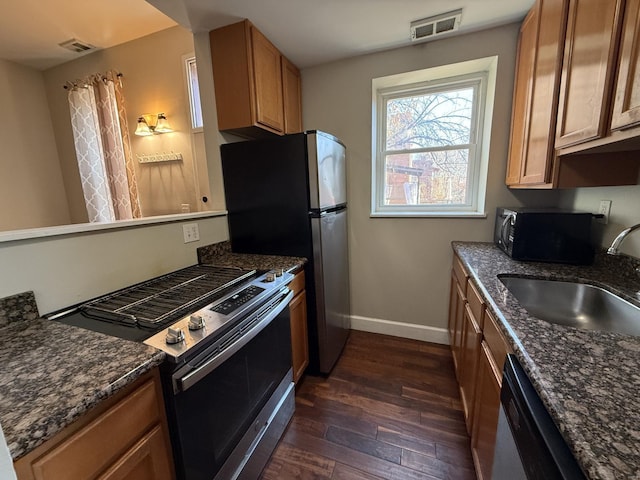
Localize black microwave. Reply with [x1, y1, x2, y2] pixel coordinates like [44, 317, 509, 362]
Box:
[494, 207, 595, 265]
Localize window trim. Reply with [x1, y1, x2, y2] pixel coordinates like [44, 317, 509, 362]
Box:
[184, 55, 203, 132]
[371, 57, 498, 218]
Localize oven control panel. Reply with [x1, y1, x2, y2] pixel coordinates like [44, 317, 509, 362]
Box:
[211, 285, 265, 315]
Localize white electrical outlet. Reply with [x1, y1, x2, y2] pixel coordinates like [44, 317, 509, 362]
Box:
[182, 223, 200, 243]
[598, 200, 612, 224]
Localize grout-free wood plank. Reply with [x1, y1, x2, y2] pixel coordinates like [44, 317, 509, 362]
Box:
[259, 331, 474, 480]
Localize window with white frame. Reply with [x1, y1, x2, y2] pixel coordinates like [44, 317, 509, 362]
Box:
[185, 56, 203, 130]
[371, 57, 497, 217]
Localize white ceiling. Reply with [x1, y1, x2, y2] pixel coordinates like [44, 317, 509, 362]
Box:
[2, 0, 534, 71]
[0, 0, 177, 70]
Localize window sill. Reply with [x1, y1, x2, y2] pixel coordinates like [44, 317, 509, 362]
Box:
[370, 211, 487, 219]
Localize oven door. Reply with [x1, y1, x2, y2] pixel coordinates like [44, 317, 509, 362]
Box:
[163, 290, 294, 480]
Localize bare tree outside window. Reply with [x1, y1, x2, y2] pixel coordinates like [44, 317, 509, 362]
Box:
[383, 86, 475, 206]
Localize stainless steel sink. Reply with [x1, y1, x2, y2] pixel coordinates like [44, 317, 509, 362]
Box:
[499, 276, 640, 336]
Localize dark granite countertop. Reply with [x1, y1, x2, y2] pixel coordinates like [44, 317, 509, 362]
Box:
[0, 319, 165, 460]
[0, 245, 304, 463]
[197, 241, 307, 273]
[452, 242, 640, 480]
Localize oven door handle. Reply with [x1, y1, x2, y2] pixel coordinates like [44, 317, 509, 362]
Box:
[174, 289, 294, 393]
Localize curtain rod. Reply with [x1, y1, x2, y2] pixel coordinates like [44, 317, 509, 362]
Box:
[63, 72, 123, 90]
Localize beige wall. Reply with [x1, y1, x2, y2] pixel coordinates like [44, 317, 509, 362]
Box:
[302, 23, 560, 340]
[42, 26, 207, 223]
[0, 60, 70, 230]
[558, 185, 640, 258]
[0, 215, 229, 314]
[0, 28, 232, 319]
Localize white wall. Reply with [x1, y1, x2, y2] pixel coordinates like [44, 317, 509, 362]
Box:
[558, 185, 640, 258]
[0, 60, 70, 230]
[302, 23, 560, 342]
[0, 216, 229, 314]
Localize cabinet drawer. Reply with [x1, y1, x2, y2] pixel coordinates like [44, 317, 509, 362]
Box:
[467, 281, 485, 330]
[452, 255, 468, 299]
[289, 270, 305, 298]
[31, 380, 161, 480]
[483, 310, 512, 380]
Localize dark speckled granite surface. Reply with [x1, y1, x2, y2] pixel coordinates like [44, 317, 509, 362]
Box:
[0, 291, 39, 327]
[0, 319, 164, 460]
[198, 241, 307, 273]
[0, 244, 304, 462]
[453, 242, 640, 480]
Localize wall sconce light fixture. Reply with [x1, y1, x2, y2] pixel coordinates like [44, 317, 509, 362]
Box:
[135, 113, 173, 136]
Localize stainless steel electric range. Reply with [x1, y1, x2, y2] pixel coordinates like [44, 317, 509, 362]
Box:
[49, 264, 295, 480]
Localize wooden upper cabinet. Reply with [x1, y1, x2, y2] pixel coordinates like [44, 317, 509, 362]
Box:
[507, 0, 568, 187]
[251, 26, 284, 132]
[282, 57, 303, 134]
[555, 0, 624, 149]
[210, 20, 302, 138]
[506, 9, 536, 186]
[611, 0, 640, 130]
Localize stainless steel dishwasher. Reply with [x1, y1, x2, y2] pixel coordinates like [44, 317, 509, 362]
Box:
[491, 354, 586, 480]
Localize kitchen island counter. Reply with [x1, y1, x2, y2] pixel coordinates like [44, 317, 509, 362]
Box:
[453, 242, 640, 480]
[0, 318, 164, 460]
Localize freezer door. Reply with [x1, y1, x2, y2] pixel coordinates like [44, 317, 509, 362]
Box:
[307, 132, 347, 210]
[311, 208, 350, 373]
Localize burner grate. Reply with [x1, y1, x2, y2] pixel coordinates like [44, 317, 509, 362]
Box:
[81, 265, 256, 328]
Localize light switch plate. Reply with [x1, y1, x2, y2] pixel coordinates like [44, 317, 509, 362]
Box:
[183, 223, 200, 243]
[598, 200, 612, 224]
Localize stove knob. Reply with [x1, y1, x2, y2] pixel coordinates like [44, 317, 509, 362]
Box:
[188, 314, 205, 331]
[166, 327, 185, 344]
[265, 272, 276, 282]
[275, 269, 283, 277]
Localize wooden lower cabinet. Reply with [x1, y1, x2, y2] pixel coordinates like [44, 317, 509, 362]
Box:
[459, 304, 483, 432]
[289, 271, 309, 384]
[14, 369, 174, 480]
[448, 257, 468, 378]
[471, 343, 502, 480]
[447, 252, 512, 480]
[98, 426, 172, 480]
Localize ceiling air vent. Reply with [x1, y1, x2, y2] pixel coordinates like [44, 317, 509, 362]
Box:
[410, 9, 462, 43]
[58, 38, 96, 53]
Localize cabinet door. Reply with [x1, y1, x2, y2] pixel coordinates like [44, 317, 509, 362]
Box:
[471, 343, 502, 480]
[611, 0, 640, 130]
[97, 426, 173, 480]
[250, 26, 284, 132]
[451, 281, 466, 379]
[556, 0, 623, 148]
[289, 290, 309, 384]
[459, 304, 482, 433]
[447, 273, 458, 344]
[506, 8, 537, 185]
[523, 0, 568, 184]
[282, 57, 303, 134]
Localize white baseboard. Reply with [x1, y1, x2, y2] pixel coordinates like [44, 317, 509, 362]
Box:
[349, 315, 450, 345]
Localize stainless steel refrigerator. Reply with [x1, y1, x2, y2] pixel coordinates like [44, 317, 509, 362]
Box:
[220, 130, 350, 374]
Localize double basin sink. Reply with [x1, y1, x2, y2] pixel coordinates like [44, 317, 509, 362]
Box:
[499, 276, 640, 337]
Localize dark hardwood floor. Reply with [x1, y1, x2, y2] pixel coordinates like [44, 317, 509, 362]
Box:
[260, 330, 476, 480]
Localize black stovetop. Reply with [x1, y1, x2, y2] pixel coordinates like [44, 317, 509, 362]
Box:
[52, 264, 257, 342]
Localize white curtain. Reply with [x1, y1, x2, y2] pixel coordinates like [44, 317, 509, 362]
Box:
[67, 73, 141, 223]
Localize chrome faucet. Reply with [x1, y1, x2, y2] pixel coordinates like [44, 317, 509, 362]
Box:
[607, 223, 640, 255]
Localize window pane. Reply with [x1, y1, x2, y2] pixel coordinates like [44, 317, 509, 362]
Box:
[384, 150, 469, 206]
[386, 87, 473, 151]
[186, 58, 203, 129]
